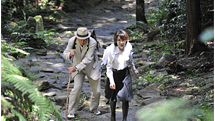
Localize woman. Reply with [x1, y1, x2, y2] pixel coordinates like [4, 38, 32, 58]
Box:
[104, 29, 139, 121]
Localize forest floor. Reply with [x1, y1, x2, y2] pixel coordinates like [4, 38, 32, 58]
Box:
[13, 0, 213, 121]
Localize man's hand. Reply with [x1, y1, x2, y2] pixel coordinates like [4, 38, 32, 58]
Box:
[110, 83, 116, 90]
[68, 67, 76, 74]
[70, 49, 76, 57]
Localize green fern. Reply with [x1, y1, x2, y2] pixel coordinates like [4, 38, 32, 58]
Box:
[1, 39, 30, 59]
[1, 54, 63, 121]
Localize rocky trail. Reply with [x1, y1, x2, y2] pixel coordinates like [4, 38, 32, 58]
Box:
[13, 0, 213, 121]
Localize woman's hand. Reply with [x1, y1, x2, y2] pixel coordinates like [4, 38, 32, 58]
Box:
[110, 83, 116, 90]
[68, 67, 76, 73]
[135, 70, 139, 76]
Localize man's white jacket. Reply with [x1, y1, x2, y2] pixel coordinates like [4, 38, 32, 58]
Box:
[63, 36, 101, 81]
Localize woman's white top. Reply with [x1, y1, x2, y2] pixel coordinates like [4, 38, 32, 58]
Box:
[104, 42, 137, 85]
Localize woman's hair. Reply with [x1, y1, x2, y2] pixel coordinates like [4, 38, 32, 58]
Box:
[113, 29, 129, 46]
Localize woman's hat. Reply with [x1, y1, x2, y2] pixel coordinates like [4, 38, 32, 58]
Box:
[74, 27, 91, 39]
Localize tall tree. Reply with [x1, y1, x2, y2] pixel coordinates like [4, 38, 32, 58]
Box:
[185, 0, 205, 55]
[136, 0, 147, 24]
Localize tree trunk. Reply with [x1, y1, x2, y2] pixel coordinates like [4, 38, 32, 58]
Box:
[55, 0, 61, 7]
[35, 0, 39, 8]
[185, 0, 204, 55]
[136, 0, 147, 24]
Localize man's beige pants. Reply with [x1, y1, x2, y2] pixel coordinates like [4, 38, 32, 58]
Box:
[68, 72, 101, 114]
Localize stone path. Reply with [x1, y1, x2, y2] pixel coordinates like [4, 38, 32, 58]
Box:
[17, 0, 168, 121]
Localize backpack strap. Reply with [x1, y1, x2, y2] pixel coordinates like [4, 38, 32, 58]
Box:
[91, 30, 99, 51]
[72, 38, 77, 49]
[87, 38, 89, 51]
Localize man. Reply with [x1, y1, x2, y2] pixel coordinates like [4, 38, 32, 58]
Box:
[63, 27, 101, 118]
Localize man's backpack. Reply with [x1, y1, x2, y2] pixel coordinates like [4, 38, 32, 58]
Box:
[72, 30, 99, 51]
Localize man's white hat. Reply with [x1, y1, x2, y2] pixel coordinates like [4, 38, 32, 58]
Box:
[74, 27, 91, 39]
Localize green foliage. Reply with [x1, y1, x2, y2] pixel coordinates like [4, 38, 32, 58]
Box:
[137, 98, 213, 121]
[1, 0, 63, 52]
[7, 20, 47, 49]
[41, 29, 61, 45]
[1, 97, 27, 121]
[128, 30, 139, 40]
[197, 103, 214, 121]
[156, 0, 186, 41]
[12, 61, 37, 80]
[1, 0, 16, 24]
[140, 70, 168, 84]
[1, 55, 63, 121]
[2, 18, 59, 55]
[131, 0, 187, 54]
[146, 0, 186, 25]
[1, 39, 30, 59]
[137, 99, 192, 121]
[1, 40, 28, 55]
[146, 6, 167, 25]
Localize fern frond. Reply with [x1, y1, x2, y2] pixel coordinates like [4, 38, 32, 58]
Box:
[11, 109, 27, 121]
[1, 55, 63, 121]
[1, 54, 22, 76]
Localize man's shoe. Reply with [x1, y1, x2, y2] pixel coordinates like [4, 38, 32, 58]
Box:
[94, 110, 101, 115]
[90, 110, 101, 115]
[67, 113, 75, 118]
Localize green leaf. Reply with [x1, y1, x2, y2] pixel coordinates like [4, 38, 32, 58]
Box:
[11, 109, 27, 121]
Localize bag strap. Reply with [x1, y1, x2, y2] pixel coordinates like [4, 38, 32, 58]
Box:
[91, 30, 99, 51]
[72, 38, 76, 49]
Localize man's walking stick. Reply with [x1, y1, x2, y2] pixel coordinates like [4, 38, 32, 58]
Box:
[65, 57, 73, 121]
